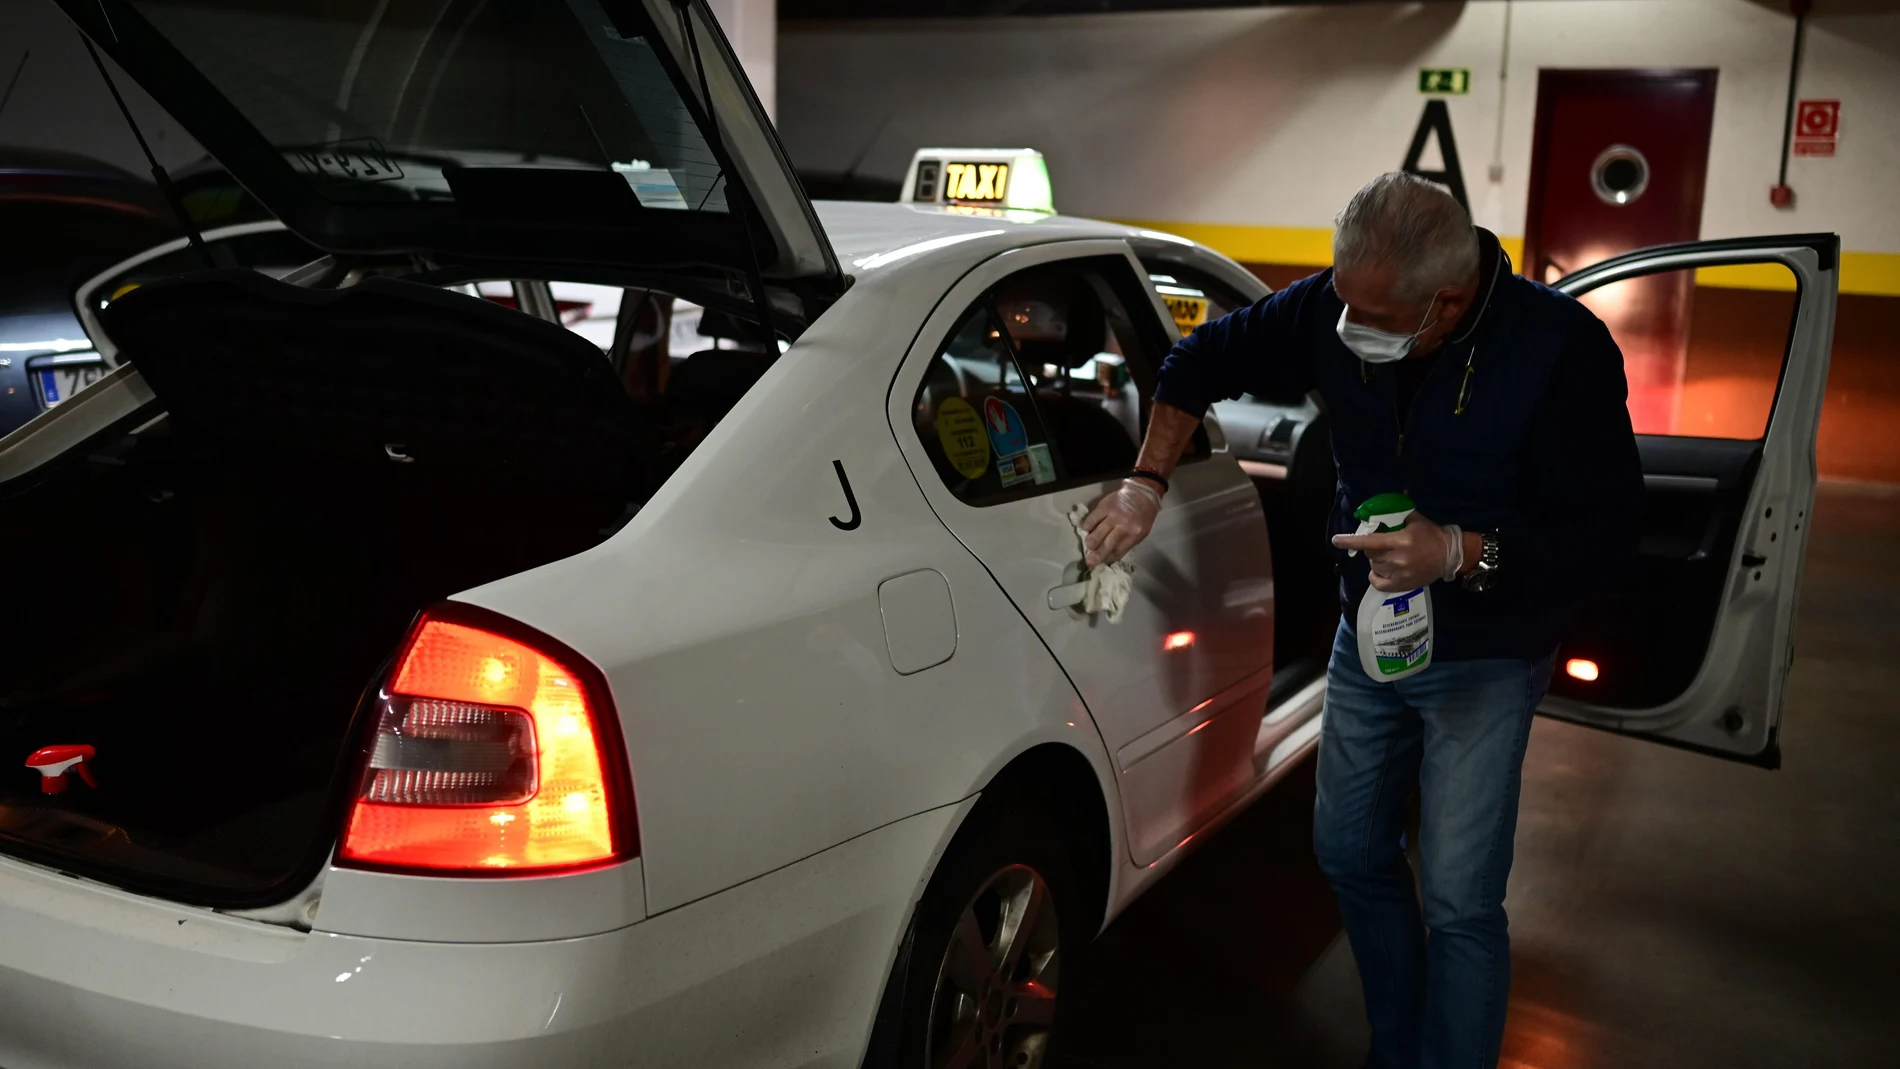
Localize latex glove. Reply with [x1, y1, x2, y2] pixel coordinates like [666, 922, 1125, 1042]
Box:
[1081, 479, 1162, 567]
[1067, 504, 1137, 622]
[1333, 514, 1464, 592]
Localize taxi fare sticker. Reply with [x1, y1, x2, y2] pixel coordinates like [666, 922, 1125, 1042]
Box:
[1165, 294, 1208, 338]
[934, 397, 990, 479]
[944, 162, 1010, 205]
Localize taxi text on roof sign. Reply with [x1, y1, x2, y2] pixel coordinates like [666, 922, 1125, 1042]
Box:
[901, 148, 1055, 214]
[944, 162, 1009, 205]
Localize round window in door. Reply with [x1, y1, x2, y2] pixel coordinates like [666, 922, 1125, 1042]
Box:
[1591, 144, 1651, 206]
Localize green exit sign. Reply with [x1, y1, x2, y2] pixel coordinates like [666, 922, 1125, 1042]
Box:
[1419, 68, 1471, 95]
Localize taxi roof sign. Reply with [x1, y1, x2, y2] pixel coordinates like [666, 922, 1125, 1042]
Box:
[901, 148, 1054, 214]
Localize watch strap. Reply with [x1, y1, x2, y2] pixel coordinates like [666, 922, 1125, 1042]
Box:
[1460, 532, 1500, 591]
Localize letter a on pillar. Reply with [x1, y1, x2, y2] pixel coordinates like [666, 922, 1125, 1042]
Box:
[1403, 99, 1470, 213]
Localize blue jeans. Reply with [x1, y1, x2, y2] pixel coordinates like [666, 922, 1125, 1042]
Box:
[1313, 621, 1555, 1069]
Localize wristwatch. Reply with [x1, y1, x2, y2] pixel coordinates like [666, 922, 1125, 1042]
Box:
[1460, 532, 1501, 592]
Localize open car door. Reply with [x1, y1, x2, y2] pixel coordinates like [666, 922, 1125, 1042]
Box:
[1544, 234, 1839, 767]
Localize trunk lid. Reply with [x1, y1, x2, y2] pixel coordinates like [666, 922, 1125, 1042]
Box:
[58, 0, 841, 306]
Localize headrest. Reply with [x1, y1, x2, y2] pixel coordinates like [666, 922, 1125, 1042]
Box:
[667, 348, 773, 401]
[696, 307, 774, 347]
[993, 273, 1108, 369]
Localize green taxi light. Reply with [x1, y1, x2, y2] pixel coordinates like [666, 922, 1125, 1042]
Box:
[1003, 154, 1054, 214]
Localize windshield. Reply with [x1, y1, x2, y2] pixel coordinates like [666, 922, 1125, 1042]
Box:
[129, 0, 728, 214]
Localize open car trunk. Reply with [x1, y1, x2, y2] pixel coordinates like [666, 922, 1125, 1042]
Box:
[0, 271, 652, 907]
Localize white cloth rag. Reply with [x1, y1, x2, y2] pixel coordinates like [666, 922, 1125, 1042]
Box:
[1066, 503, 1136, 623]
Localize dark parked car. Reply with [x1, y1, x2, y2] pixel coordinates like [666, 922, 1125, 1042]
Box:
[0, 148, 180, 434]
[0, 150, 302, 436]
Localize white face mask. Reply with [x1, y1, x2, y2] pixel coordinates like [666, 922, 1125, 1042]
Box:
[1335, 297, 1440, 364]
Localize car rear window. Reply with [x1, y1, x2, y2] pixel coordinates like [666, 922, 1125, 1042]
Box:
[128, 0, 728, 213]
[910, 258, 1168, 506]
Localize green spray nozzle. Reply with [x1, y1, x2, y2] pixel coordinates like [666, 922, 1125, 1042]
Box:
[1353, 492, 1416, 534]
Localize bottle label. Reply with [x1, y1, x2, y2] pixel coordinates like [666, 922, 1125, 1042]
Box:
[1371, 588, 1432, 675]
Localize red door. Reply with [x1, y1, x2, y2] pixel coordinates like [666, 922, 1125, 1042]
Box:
[1523, 70, 1717, 435]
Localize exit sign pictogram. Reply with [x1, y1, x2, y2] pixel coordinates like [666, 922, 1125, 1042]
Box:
[1418, 69, 1470, 95]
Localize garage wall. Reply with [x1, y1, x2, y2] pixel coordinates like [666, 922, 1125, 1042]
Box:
[780, 0, 1898, 266]
[780, 0, 1900, 482]
[710, 0, 780, 119]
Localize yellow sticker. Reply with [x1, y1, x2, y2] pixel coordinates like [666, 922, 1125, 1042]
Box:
[1164, 294, 1208, 338]
[935, 396, 990, 479]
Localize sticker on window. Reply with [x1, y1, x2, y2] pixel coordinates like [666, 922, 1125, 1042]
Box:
[1027, 442, 1056, 485]
[612, 161, 689, 210]
[997, 450, 1037, 488]
[290, 138, 403, 184]
[980, 397, 1038, 487]
[935, 397, 990, 479]
[1162, 293, 1209, 338]
[981, 396, 1029, 457]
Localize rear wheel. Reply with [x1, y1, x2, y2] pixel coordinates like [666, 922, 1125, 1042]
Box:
[873, 804, 1087, 1069]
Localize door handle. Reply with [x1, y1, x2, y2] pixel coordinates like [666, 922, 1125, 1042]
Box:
[1047, 581, 1089, 611]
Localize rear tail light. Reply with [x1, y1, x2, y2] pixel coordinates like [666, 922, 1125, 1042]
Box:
[338, 603, 636, 875]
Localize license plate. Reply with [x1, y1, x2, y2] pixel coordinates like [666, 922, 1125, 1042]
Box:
[37, 365, 107, 407]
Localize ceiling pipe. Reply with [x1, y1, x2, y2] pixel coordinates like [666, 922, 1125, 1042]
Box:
[1771, 0, 1812, 208]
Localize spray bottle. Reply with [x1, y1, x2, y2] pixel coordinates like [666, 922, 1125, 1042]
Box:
[1347, 492, 1433, 682]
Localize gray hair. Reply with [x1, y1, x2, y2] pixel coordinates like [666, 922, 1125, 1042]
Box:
[1333, 172, 1479, 305]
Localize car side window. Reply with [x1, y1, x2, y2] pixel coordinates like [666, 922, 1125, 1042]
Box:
[1142, 262, 1252, 338]
[1572, 262, 1799, 439]
[1144, 260, 1316, 411]
[912, 257, 1165, 505]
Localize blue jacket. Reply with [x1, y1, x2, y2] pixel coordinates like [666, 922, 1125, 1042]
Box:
[1155, 229, 1644, 661]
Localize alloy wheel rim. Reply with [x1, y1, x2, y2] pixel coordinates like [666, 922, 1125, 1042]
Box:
[926, 863, 1061, 1069]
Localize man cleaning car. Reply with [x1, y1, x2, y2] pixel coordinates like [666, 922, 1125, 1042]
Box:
[1082, 171, 1644, 1069]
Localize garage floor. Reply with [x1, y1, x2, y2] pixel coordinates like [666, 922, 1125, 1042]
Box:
[1057, 482, 1900, 1069]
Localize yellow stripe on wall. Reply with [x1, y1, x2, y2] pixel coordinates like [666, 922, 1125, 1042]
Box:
[1694, 263, 1798, 291]
[1841, 252, 1900, 297]
[1117, 219, 1900, 298]
[1699, 253, 1900, 297]
[1498, 235, 1526, 271]
[1116, 220, 1336, 267]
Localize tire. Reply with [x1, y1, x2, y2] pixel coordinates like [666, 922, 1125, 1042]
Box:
[865, 800, 1089, 1069]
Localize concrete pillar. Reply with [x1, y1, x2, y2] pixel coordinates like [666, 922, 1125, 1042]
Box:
[706, 0, 776, 121]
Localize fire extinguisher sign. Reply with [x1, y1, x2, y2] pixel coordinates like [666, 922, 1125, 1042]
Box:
[1794, 99, 1840, 158]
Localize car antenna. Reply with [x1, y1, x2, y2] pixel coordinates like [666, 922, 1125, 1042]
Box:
[0, 51, 29, 122]
[673, 0, 779, 351]
[77, 31, 212, 268]
[837, 112, 893, 197]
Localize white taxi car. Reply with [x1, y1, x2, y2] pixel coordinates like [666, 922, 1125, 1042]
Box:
[0, 1, 1836, 1066]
